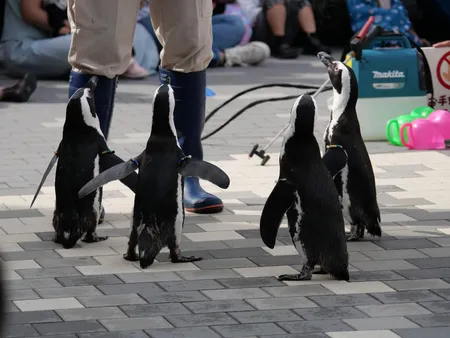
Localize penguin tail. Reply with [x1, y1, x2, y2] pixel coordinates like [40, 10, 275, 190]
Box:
[53, 210, 81, 249]
[137, 222, 164, 269]
[366, 220, 382, 238]
[330, 268, 350, 282]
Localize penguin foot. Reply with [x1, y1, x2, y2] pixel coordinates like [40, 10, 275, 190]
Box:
[139, 257, 155, 269]
[82, 232, 108, 243]
[312, 266, 328, 274]
[52, 234, 62, 244]
[346, 226, 364, 241]
[123, 250, 139, 262]
[278, 272, 312, 281]
[170, 254, 203, 264]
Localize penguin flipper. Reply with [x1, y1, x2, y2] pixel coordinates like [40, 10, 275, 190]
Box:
[179, 157, 230, 189]
[30, 152, 59, 208]
[322, 146, 348, 177]
[78, 154, 142, 199]
[260, 179, 296, 249]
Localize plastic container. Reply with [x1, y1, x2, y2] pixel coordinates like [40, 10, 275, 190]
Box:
[400, 118, 446, 150]
[426, 109, 450, 139]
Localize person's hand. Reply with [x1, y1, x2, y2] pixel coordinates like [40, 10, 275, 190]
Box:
[58, 20, 70, 35]
[433, 40, 450, 48]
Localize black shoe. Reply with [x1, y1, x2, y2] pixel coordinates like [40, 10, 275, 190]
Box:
[303, 34, 331, 55]
[1, 73, 37, 102]
[272, 44, 299, 59]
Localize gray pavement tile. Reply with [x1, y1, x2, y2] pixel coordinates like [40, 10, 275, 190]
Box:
[78, 331, 150, 338]
[407, 258, 450, 269]
[182, 299, 256, 313]
[35, 257, 99, 268]
[6, 289, 40, 301]
[217, 276, 285, 288]
[176, 268, 241, 280]
[356, 303, 432, 317]
[139, 291, 209, 303]
[165, 312, 238, 327]
[263, 285, 333, 297]
[208, 247, 271, 259]
[0, 209, 43, 219]
[116, 272, 182, 283]
[77, 294, 147, 307]
[194, 258, 257, 269]
[211, 323, 287, 337]
[56, 307, 127, 321]
[35, 285, 102, 298]
[4, 324, 39, 337]
[156, 279, 224, 292]
[349, 270, 406, 282]
[384, 279, 450, 291]
[394, 327, 450, 338]
[419, 301, 450, 314]
[145, 327, 222, 338]
[293, 306, 368, 320]
[432, 289, 450, 300]
[55, 275, 123, 287]
[33, 320, 106, 335]
[6, 310, 62, 325]
[246, 296, 318, 310]
[201, 287, 271, 300]
[228, 309, 301, 323]
[397, 268, 450, 280]
[18, 241, 62, 251]
[3, 278, 62, 290]
[99, 317, 173, 331]
[96, 282, 164, 295]
[278, 320, 352, 334]
[248, 255, 303, 267]
[16, 267, 81, 279]
[343, 317, 419, 330]
[0, 250, 60, 261]
[406, 314, 450, 327]
[120, 303, 190, 317]
[376, 239, 440, 250]
[371, 290, 445, 304]
[307, 294, 382, 307]
[257, 335, 327, 338]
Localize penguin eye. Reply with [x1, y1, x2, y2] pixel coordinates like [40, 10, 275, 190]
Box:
[334, 64, 339, 71]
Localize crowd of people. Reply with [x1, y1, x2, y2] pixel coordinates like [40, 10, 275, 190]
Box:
[0, 0, 447, 85]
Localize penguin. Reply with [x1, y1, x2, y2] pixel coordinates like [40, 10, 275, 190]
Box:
[30, 77, 138, 249]
[77, 82, 230, 268]
[318, 52, 381, 242]
[259, 93, 349, 281]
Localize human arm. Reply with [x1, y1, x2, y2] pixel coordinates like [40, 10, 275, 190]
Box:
[20, 0, 52, 33]
[433, 40, 450, 47]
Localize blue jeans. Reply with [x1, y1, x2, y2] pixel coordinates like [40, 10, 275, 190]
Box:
[1, 23, 158, 79]
[139, 14, 246, 68]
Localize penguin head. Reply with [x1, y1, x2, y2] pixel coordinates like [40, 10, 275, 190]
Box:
[317, 52, 358, 105]
[64, 76, 104, 137]
[150, 83, 177, 138]
[289, 94, 317, 136]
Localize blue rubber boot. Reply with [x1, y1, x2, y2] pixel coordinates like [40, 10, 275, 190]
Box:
[159, 68, 223, 214]
[68, 70, 118, 140]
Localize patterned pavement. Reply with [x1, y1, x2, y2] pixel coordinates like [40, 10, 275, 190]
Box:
[1, 54, 450, 337]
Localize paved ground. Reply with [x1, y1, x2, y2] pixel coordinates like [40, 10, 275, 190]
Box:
[1, 54, 450, 338]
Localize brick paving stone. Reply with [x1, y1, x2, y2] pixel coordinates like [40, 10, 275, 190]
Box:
[120, 303, 190, 317]
[33, 320, 106, 335]
[210, 323, 287, 337]
[145, 327, 222, 338]
[182, 299, 256, 313]
[165, 312, 238, 327]
[228, 309, 301, 323]
[278, 320, 353, 334]
[406, 314, 450, 327]
[371, 290, 445, 304]
[78, 332, 150, 338]
[419, 301, 450, 313]
[6, 310, 62, 324]
[55, 275, 124, 287]
[99, 317, 173, 331]
[393, 327, 450, 338]
[55, 307, 127, 321]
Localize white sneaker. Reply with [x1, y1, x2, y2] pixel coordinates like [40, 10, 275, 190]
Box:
[224, 41, 271, 67]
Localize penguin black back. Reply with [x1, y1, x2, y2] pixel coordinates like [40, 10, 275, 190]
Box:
[260, 94, 349, 281]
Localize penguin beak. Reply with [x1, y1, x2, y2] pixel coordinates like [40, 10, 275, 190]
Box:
[317, 52, 335, 69]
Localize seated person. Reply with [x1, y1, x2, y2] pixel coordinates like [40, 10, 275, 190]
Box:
[0, 0, 157, 79]
[346, 0, 429, 47]
[238, 0, 330, 59]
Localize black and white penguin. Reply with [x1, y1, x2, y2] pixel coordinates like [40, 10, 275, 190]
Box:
[318, 52, 381, 241]
[77, 82, 230, 268]
[30, 77, 138, 248]
[259, 93, 349, 281]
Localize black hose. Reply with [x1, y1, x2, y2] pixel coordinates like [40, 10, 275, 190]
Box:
[202, 85, 333, 141]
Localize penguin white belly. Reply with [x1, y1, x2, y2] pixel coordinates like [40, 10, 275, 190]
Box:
[340, 165, 352, 223]
[174, 173, 184, 246]
[92, 155, 101, 223]
[291, 192, 307, 264]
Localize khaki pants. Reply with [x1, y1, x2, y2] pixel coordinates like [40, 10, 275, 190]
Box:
[67, 0, 213, 78]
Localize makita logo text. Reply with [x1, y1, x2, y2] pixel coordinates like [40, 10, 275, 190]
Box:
[372, 70, 405, 79]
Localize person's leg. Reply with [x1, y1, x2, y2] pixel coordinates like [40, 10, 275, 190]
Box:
[67, 0, 140, 139]
[150, 0, 223, 214]
[262, 0, 298, 58]
[291, 0, 331, 55]
[2, 35, 72, 79]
